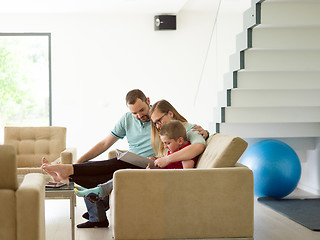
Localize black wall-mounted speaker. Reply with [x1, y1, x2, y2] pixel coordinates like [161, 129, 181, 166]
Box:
[154, 15, 176, 31]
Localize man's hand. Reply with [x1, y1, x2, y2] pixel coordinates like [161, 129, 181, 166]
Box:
[154, 156, 170, 168]
[192, 125, 209, 140]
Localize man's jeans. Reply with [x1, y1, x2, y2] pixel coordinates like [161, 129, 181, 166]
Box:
[85, 195, 109, 222]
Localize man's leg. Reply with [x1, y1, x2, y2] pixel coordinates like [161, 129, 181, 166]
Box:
[77, 197, 109, 228]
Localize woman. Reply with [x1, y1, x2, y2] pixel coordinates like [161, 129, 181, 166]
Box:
[42, 100, 207, 187]
[149, 99, 206, 168]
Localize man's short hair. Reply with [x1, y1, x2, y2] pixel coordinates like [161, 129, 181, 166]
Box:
[126, 89, 147, 105]
[159, 120, 187, 141]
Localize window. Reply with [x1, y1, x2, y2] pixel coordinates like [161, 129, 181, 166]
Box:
[0, 33, 52, 133]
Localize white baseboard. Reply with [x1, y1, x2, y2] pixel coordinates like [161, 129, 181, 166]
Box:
[297, 183, 320, 196]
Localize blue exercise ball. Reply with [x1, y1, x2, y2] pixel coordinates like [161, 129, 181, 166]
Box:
[241, 139, 301, 199]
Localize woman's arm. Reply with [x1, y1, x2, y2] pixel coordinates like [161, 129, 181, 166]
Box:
[154, 143, 205, 168]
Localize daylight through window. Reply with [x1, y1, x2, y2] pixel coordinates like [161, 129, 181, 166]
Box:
[0, 33, 51, 133]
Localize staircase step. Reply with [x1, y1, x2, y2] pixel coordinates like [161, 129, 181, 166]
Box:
[217, 122, 320, 138]
[261, 0, 320, 25]
[215, 0, 320, 139]
[236, 70, 320, 89]
[228, 89, 320, 107]
[243, 49, 320, 71]
[252, 25, 320, 49]
[222, 106, 320, 123]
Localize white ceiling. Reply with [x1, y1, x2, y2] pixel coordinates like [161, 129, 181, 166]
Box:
[0, 0, 191, 14]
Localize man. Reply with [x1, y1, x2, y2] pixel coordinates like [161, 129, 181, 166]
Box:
[73, 89, 209, 228]
[76, 89, 154, 165]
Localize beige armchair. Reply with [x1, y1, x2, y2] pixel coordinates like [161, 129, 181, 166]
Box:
[4, 126, 76, 175]
[110, 133, 254, 239]
[0, 145, 46, 240]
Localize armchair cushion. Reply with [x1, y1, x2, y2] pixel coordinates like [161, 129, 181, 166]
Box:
[4, 126, 76, 176]
[0, 190, 16, 240]
[4, 126, 66, 167]
[0, 145, 17, 190]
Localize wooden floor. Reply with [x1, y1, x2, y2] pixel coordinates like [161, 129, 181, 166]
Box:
[45, 189, 320, 240]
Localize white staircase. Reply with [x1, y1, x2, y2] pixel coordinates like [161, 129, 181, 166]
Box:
[217, 0, 320, 138]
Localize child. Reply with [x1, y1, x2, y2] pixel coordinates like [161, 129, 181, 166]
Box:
[75, 120, 198, 201]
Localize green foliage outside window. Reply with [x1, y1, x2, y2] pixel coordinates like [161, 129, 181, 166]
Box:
[0, 35, 50, 129]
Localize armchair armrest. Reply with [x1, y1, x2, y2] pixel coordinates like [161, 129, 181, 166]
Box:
[108, 150, 117, 159]
[108, 149, 127, 159]
[53, 147, 77, 164]
[61, 147, 77, 164]
[111, 166, 254, 239]
[16, 173, 45, 240]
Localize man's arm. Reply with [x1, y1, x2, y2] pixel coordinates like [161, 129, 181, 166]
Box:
[75, 134, 119, 164]
[154, 143, 205, 168]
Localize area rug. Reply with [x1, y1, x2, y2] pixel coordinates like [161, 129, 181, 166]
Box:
[258, 197, 320, 231]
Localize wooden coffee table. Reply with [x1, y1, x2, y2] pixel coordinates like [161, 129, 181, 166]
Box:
[45, 181, 76, 240]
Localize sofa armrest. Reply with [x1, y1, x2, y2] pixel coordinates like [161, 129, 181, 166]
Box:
[16, 173, 46, 240]
[111, 166, 254, 239]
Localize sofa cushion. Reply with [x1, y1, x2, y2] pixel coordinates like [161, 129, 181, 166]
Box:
[196, 133, 248, 168]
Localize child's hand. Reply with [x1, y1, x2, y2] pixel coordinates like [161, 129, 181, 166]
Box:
[146, 163, 151, 169]
[148, 157, 157, 161]
[154, 156, 170, 168]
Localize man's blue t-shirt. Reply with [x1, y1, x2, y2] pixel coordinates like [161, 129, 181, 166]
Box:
[111, 112, 155, 157]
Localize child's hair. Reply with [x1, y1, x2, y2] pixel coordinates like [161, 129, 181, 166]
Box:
[159, 120, 187, 141]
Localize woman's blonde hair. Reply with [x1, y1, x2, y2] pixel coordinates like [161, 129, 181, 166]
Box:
[150, 100, 187, 157]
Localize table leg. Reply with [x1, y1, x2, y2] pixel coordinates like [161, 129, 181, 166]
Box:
[70, 195, 75, 240]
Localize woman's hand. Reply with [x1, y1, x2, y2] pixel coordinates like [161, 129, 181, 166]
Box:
[192, 125, 209, 140]
[154, 156, 170, 168]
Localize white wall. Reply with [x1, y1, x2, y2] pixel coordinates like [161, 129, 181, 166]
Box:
[0, 0, 252, 156]
[0, 1, 225, 157]
[1, 0, 319, 194]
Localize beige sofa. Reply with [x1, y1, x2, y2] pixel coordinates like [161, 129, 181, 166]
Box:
[4, 126, 76, 175]
[110, 133, 254, 240]
[0, 145, 46, 240]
